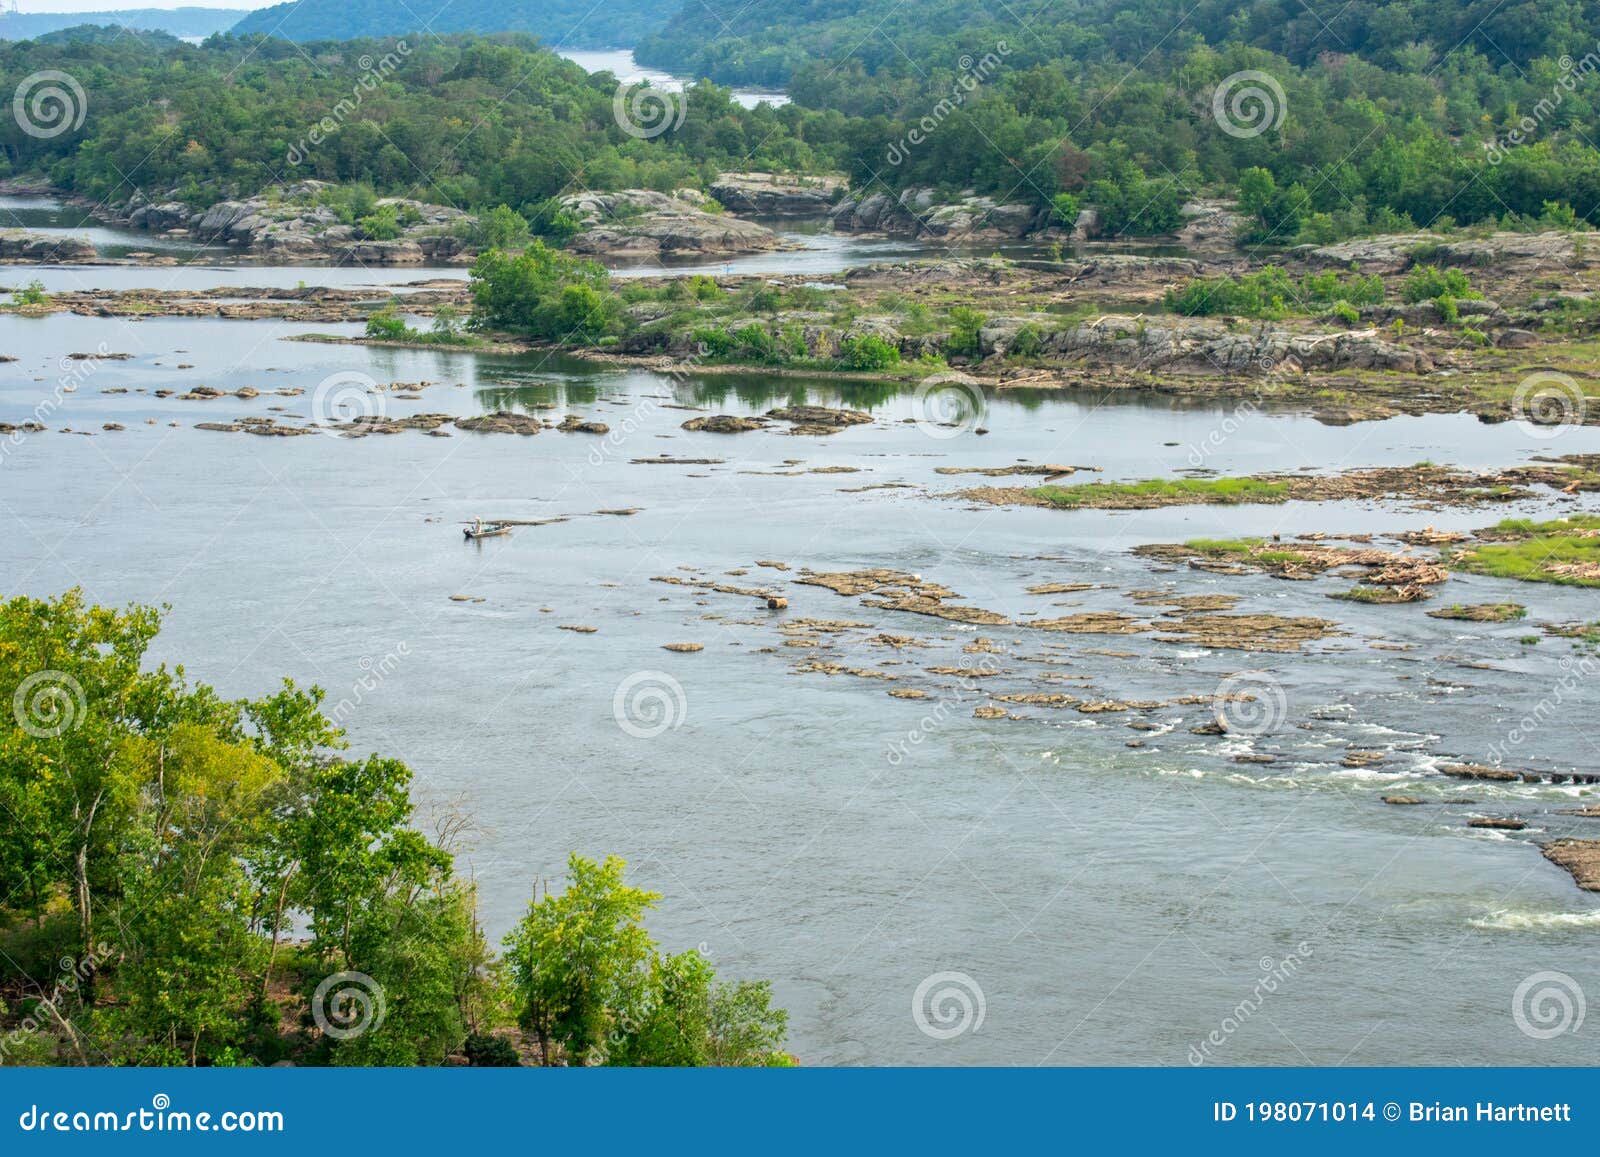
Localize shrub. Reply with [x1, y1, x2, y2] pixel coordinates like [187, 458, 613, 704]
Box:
[365, 310, 410, 340]
[1402, 264, 1475, 303]
[1050, 193, 1080, 230]
[839, 333, 901, 370]
[945, 307, 985, 357]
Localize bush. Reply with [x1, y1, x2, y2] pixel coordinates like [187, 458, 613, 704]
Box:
[944, 307, 985, 357]
[839, 333, 901, 370]
[1402, 264, 1475, 303]
[365, 310, 410, 340]
[1050, 193, 1080, 230]
[464, 1033, 521, 1067]
[358, 205, 401, 241]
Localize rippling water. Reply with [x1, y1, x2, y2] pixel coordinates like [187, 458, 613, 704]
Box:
[3, 274, 1599, 1065]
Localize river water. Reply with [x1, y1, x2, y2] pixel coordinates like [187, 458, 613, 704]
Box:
[2, 226, 1599, 1066]
[556, 48, 790, 109]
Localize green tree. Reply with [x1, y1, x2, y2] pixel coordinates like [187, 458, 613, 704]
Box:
[502, 854, 659, 1065]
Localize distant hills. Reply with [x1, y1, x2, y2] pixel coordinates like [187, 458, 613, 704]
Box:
[0, 7, 247, 41]
[229, 0, 670, 47]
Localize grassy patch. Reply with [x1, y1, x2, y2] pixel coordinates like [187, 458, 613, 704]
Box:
[1030, 478, 1290, 509]
[1454, 528, 1600, 586]
[1425, 602, 1527, 622]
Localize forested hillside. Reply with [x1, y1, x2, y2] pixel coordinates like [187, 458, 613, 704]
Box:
[635, 0, 1600, 239]
[0, 32, 844, 216]
[231, 0, 671, 48]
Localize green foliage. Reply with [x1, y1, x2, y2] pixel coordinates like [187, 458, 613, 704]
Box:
[839, 332, 901, 370]
[1049, 193, 1080, 230]
[503, 853, 659, 1065]
[468, 242, 616, 342]
[1402, 264, 1476, 303]
[466, 205, 531, 251]
[0, 592, 789, 1068]
[1166, 266, 1384, 318]
[944, 307, 985, 357]
[359, 204, 402, 241]
[365, 310, 410, 339]
[11, 280, 49, 307]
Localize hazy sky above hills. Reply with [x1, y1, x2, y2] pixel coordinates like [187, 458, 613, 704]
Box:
[14, 1, 269, 12]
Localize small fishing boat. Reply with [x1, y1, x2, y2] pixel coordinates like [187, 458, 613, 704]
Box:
[463, 518, 512, 540]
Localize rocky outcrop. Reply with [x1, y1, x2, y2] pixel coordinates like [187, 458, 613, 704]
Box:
[830, 188, 1044, 240]
[1302, 230, 1577, 272]
[116, 181, 470, 264]
[0, 229, 97, 263]
[561, 189, 784, 258]
[1013, 316, 1433, 373]
[1175, 199, 1247, 256]
[709, 172, 846, 216]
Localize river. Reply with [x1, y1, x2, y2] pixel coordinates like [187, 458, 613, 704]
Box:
[556, 48, 790, 110]
[2, 229, 1598, 1067]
